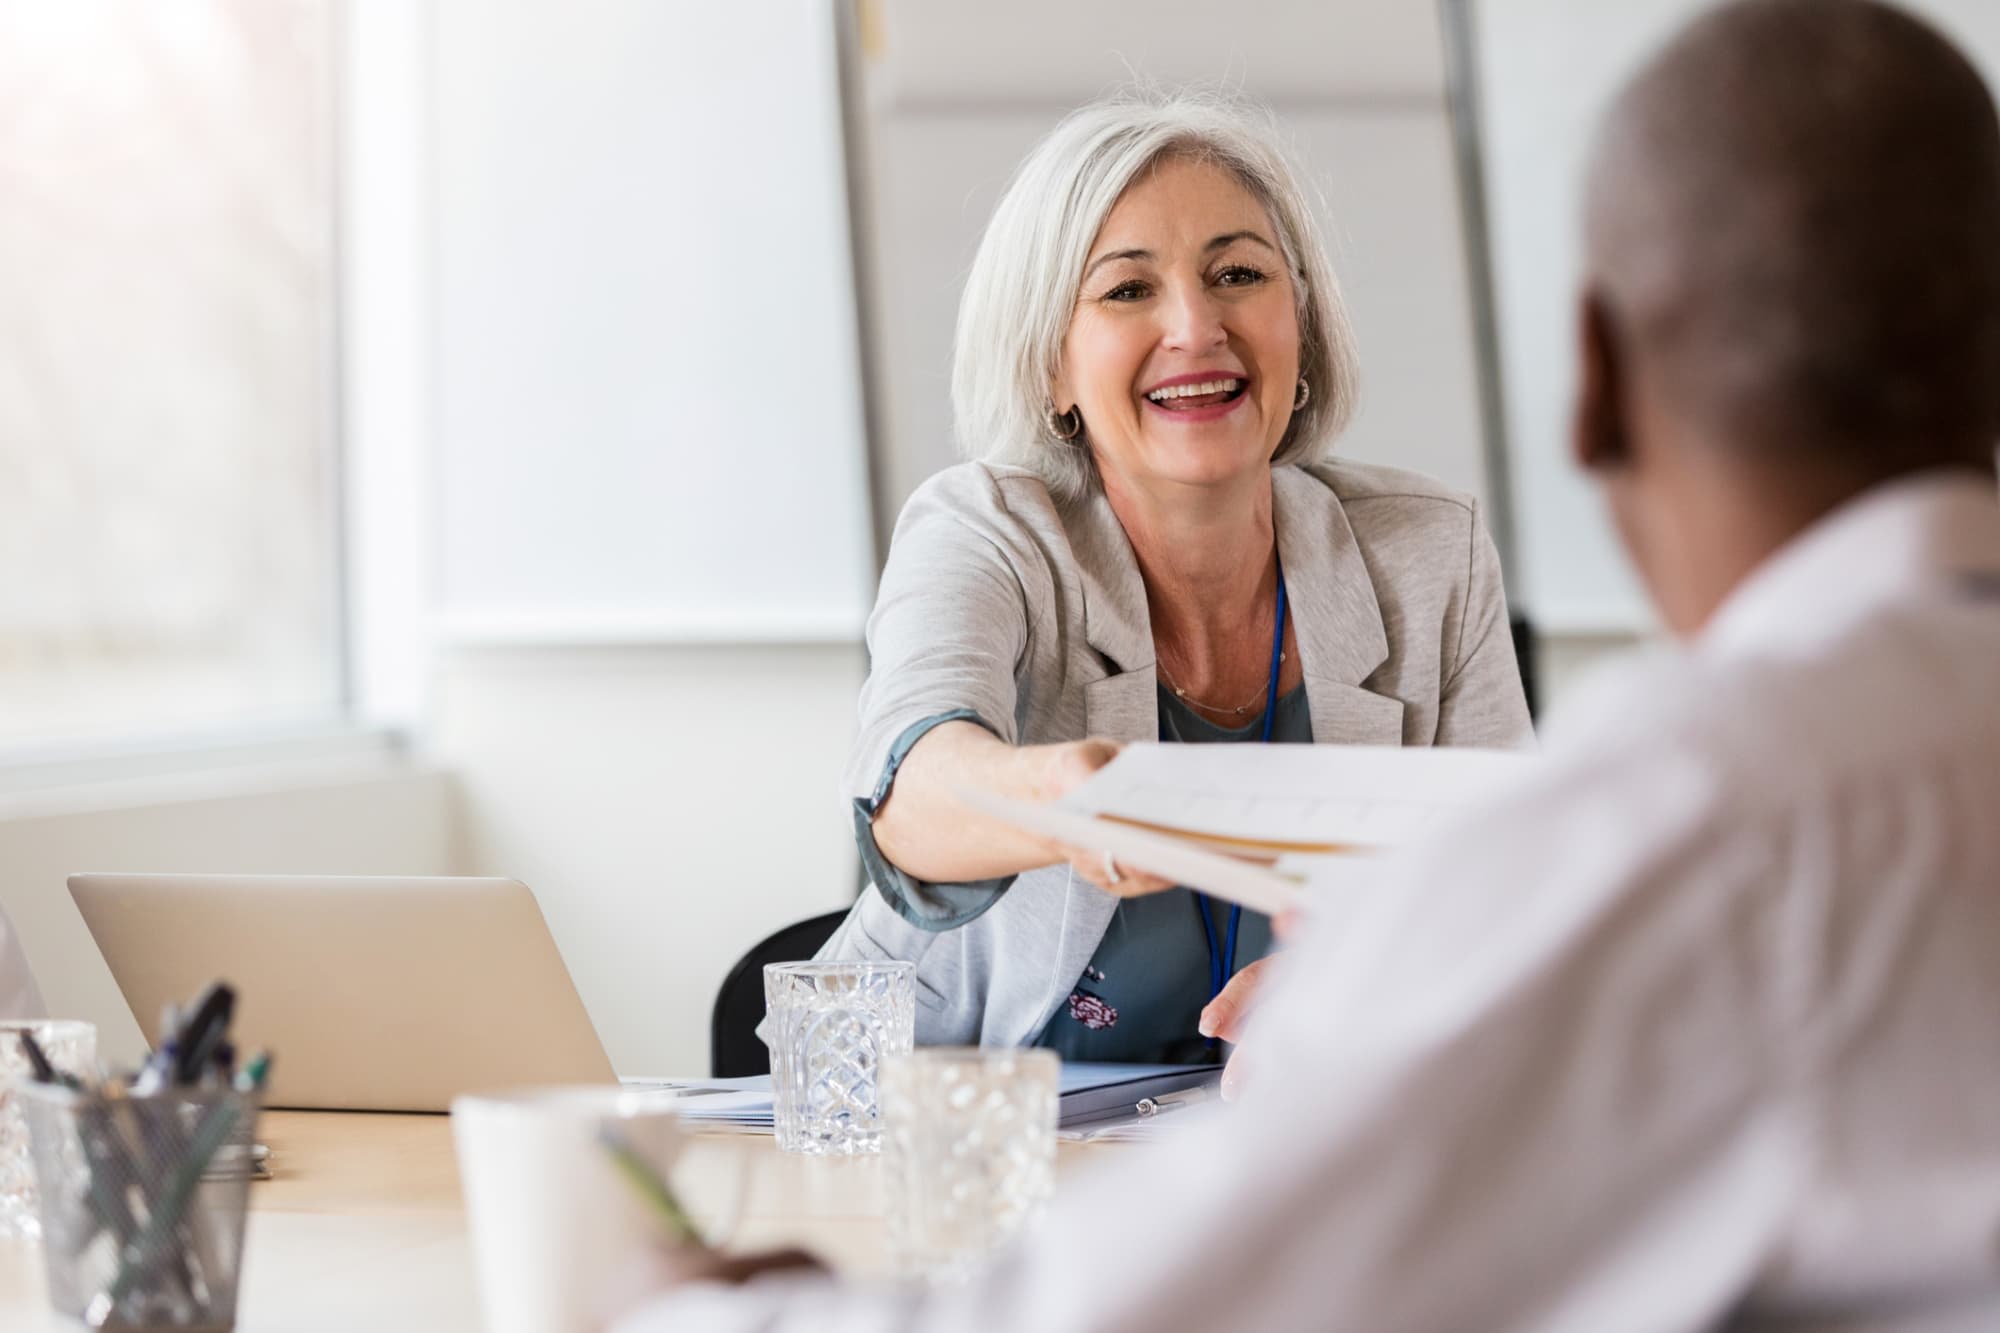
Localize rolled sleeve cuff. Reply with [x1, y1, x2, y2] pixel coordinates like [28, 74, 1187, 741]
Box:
[854, 709, 1018, 932]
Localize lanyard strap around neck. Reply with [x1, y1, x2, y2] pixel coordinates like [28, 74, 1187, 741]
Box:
[1195, 556, 1287, 1002]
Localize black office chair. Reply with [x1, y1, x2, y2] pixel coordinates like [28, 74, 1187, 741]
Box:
[1510, 613, 1540, 721]
[709, 909, 849, 1077]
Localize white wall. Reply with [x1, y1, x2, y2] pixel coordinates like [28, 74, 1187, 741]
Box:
[426, 645, 864, 1076]
[429, 0, 875, 643]
[1475, 0, 1690, 635]
[0, 758, 459, 1067]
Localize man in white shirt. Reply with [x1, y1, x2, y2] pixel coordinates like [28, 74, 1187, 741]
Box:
[619, 1, 2000, 1328]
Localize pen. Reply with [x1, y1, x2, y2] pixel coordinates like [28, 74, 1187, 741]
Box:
[201, 1041, 236, 1090]
[234, 1051, 272, 1095]
[1134, 1087, 1209, 1118]
[16, 1030, 72, 1087]
[133, 1003, 180, 1097]
[598, 1127, 703, 1246]
[172, 983, 236, 1087]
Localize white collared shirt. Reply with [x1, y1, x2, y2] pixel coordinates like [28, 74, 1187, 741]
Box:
[623, 472, 2000, 1333]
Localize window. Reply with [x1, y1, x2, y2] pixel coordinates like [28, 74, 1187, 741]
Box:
[0, 1, 341, 750]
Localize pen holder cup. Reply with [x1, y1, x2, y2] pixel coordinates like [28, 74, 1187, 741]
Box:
[19, 1084, 261, 1332]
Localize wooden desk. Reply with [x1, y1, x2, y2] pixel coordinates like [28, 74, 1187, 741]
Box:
[0, 1110, 1123, 1331]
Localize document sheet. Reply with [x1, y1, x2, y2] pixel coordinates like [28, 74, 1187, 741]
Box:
[965, 743, 1534, 915]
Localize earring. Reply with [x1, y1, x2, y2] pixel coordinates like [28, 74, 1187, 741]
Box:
[1294, 378, 1311, 410]
[1047, 405, 1083, 441]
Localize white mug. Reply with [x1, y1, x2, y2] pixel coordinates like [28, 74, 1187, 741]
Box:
[452, 1086, 711, 1333]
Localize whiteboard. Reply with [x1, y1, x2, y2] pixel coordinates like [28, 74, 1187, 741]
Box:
[852, 1, 1495, 543]
[1475, 0, 2000, 633]
[431, 0, 876, 643]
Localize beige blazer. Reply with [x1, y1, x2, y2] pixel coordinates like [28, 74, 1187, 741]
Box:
[815, 458, 1533, 1047]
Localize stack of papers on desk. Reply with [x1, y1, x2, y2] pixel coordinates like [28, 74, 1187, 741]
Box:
[963, 742, 1533, 915]
[632, 1064, 1219, 1138]
[625, 1076, 776, 1133]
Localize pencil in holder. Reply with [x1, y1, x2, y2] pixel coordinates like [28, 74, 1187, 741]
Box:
[18, 1083, 260, 1332]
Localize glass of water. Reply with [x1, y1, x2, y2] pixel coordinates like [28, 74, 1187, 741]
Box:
[763, 961, 914, 1156]
[0, 1019, 97, 1239]
[881, 1046, 1058, 1281]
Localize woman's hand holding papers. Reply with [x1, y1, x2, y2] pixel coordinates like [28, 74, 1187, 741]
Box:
[1041, 739, 1176, 897]
[1056, 845, 1176, 897]
[874, 721, 1177, 895]
[1048, 831, 1177, 897]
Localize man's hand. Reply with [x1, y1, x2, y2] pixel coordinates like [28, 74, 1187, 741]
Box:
[1198, 909, 1303, 1100]
[607, 1244, 825, 1323]
[677, 1248, 823, 1286]
[1198, 955, 1277, 1047]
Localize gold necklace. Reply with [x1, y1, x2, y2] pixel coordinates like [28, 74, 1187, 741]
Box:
[1155, 650, 1286, 717]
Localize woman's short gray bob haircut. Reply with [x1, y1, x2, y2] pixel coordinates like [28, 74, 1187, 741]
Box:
[952, 89, 1362, 503]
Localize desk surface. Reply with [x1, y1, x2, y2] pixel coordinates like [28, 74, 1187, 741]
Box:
[0, 1109, 1123, 1331]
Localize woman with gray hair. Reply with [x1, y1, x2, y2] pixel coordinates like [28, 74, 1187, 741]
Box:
[813, 91, 1532, 1062]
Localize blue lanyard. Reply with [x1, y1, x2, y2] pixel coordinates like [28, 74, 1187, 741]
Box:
[1173, 560, 1288, 1004]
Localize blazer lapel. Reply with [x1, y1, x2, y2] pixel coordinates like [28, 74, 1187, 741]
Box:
[1273, 467, 1407, 745]
[1057, 493, 1154, 1004]
[1072, 486, 1152, 668]
[1069, 489, 1161, 742]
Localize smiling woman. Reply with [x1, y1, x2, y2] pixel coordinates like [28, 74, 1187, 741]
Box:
[803, 91, 1534, 1062]
[1066, 164, 1304, 499]
[955, 94, 1357, 507]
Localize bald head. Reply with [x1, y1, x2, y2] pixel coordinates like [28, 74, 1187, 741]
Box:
[1586, 0, 2000, 471]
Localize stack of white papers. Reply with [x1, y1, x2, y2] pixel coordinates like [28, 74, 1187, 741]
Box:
[623, 1077, 775, 1133]
[964, 743, 1534, 914]
[630, 1064, 1220, 1137]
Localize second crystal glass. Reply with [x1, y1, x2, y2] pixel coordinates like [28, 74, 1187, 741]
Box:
[0, 1019, 97, 1240]
[881, 1046, 1058, 1281]
[763, 961, 914, 1156]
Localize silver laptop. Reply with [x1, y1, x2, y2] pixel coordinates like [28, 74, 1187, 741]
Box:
[68, 873, 622, 1112]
